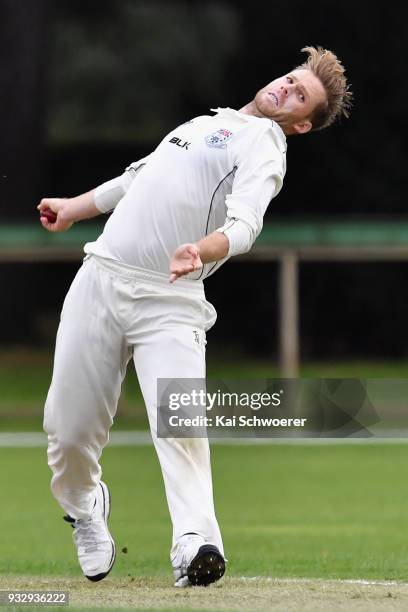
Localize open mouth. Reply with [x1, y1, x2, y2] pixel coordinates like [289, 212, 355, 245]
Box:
[268, 92, 279, 107]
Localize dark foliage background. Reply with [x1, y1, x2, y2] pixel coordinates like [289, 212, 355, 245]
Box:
[0, 0, 406, 358]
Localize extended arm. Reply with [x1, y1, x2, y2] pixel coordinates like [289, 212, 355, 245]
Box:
[37, 155, 151, 233]
[37, 191, 99, 232]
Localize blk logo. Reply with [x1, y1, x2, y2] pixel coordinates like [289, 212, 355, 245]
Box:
[170, 136, 190, 150]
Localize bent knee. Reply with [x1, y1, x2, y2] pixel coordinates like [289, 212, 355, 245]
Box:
[49, 430, 91, 453]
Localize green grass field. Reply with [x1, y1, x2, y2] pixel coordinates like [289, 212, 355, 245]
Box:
[3, 349, 408, 609]
[2, 443, 408, 609]
[3, 443, 408, 580]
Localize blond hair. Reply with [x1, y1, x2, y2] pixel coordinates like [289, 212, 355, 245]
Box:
[297, 46, 353, 131]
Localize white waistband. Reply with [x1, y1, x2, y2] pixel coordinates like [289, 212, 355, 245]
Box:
[86, 254, 205, 296]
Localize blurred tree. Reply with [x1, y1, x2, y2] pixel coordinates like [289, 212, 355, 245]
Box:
[0, 0, 51, 220]
[49, 1, 240, 144]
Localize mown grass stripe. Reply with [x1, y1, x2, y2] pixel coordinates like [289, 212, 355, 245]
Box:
[1, 431, 408, 447]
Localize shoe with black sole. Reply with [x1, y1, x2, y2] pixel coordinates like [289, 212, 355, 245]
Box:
[64, 481, 115, 582]
[172, 533, 226, 587]
[187, 544, 226, 586]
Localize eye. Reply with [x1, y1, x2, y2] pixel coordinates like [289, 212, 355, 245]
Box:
[299, 93, 305, 102]
[286, 76, 293, 83]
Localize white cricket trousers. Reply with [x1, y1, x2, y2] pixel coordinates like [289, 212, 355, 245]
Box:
[43, 254, 223, 554]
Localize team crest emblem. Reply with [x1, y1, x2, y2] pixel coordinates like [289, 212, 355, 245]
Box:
[205, 128, 233, 149]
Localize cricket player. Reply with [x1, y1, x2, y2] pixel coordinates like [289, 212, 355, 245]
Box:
[39, 47, 351, 586]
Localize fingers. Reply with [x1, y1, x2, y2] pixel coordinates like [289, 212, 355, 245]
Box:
[38, 198, 58, 231]
[169, 264, 191, 283]
[169, 261, 203, 283]
[40, 216, 58, 232]
[40, 209, 58, 223]
[37, 198, 61, 229]
[37, 197, 60, 213]
[170, 263, 194, 277]
[186, 244, 199, 257]
[169, 266, 192, 283]
[168, 243, 203, 282]
[186, 246, 202, 268]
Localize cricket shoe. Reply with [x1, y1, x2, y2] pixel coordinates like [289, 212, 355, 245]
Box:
[172, 533, 225, 587]
[63, 481, 116, 582]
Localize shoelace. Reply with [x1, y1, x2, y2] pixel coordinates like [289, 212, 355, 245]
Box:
[64, 515, 109, 553]
[75, 519, 103, 553]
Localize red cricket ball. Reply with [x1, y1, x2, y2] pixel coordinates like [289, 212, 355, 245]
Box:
[40, 209, 57, 223]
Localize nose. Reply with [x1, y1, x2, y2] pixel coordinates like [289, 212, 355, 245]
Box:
[281, 83, 296, 97]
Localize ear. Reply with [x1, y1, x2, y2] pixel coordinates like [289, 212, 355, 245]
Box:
[292, 119, 312, 135]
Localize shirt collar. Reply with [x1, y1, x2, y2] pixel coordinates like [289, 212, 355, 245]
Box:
[211, 107, 286, 152]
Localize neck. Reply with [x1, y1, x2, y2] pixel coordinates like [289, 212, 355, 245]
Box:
[238, 100, 290, 135]
[238, 100, 264, 118]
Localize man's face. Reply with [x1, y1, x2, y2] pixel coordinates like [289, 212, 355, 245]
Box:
[254, 68, 327, 135]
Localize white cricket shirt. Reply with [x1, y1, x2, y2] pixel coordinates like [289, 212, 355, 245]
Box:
[85, 107, 287, 280]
